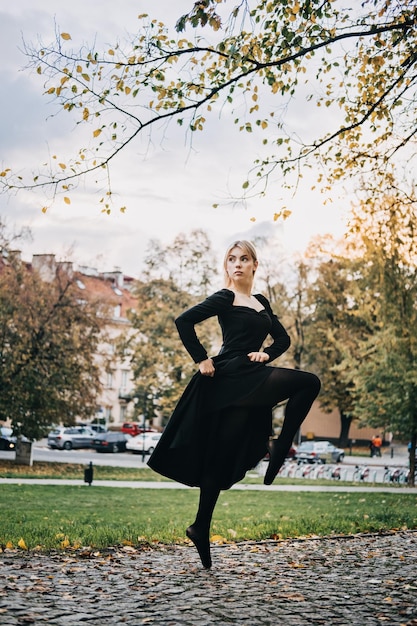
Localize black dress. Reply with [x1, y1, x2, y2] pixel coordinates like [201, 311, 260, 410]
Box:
[147, 288, 291, 490]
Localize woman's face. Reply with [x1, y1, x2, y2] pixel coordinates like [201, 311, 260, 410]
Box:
[225, 246, 258, 284]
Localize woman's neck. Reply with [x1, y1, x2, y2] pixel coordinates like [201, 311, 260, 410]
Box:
[229, 283, 253, 297]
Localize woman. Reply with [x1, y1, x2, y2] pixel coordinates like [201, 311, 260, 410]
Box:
[148, 240, 320, 569]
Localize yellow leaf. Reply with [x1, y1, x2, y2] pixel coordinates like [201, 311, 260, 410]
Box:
[93, 129, 102, 138]
[83, 108, 89, 121]
[63, 197, 71, 205]
[6, 541, 13, 549]
[41, 207, 48, 214]
[60, 538, 70, 548]
[210, 534, 227, 544]
[58, 163, 66, 170]
[108, 49, 115, 56]
[61, 32, 72, 41]
[250, 217, 256, 222]
[119, 207, 126, 213]
[18, 538, 28, 550]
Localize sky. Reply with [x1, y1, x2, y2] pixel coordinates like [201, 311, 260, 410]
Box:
[0, 0, 349, 278]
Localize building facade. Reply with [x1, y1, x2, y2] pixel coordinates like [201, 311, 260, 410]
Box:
[31, 254, 139, 428]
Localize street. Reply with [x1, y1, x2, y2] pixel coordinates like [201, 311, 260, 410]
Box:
[0, 439, 149, 468]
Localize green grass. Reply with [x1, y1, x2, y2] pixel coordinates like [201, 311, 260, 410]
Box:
[1, 483, 416, 551]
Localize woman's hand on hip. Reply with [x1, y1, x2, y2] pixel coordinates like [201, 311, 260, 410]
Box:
[247, 351, 270, 363]
[198, 358, 215, 377]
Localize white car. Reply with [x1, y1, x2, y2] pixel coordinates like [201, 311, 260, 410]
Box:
[295, 440, 345, 464]
[47, 426, 96, 450]
[126, 432, 162, 455]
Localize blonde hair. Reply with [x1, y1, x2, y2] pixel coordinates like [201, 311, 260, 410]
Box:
[223, 240, 258, 287]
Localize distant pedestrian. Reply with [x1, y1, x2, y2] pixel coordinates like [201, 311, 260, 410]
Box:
[370, 434, 382, 457]
[148, 240, 321, 569]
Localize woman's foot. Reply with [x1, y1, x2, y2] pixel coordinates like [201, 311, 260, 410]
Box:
[264, 440, 287, 485]
[186, 525, 212, 569]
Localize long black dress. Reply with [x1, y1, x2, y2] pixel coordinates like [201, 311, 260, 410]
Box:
[147, 288, 291, 490]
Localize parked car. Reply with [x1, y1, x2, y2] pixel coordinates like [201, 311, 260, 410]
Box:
[121, 422, 142, 436]
[295, 440, 345, 464]
[78, 423, 107, 434]
[91, 431, 130, 453]
[126, 432, 162, 455]
[263, 444, 297, 462]
[47, 426, 96, 450]
[121, 422, 158, 437]
[0, 427, 16, 450]
[89, 424, 107, 434]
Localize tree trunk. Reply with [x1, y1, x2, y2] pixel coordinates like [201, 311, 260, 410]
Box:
[338, 411, 352, 448]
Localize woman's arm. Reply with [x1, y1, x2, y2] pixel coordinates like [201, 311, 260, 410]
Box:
[255, 294, 291, 362]
[175, 289, 232, 364]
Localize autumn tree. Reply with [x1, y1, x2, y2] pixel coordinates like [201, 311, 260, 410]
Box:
[142, 229, 219, 296]
[122, 230, 220, 422]
[1, 1, 416, 213]
[304, 251, 368, 446]
[0, 231, 103, 443]
[340, 187, 417, 484]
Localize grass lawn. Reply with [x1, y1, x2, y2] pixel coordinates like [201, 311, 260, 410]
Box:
[1, 482, 416, 551]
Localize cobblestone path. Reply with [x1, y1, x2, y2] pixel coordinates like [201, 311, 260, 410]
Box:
[1, 530, 416, 625]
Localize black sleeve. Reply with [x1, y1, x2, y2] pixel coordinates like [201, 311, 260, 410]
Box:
[175, 289, 232, 363]
[255, 294, 291, 362]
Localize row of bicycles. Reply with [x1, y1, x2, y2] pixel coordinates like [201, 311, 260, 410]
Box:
[264, 459, 414, 484]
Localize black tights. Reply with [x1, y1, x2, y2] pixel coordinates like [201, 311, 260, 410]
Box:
[188, 368, 321, 566]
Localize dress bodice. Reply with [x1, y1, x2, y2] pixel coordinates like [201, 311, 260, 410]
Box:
[175, 288, 290, 363]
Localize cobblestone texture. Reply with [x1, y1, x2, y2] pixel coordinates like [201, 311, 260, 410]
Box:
[1, 531, 416, 625]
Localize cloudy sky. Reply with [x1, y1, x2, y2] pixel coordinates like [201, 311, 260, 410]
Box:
[0, 0, 348, 277]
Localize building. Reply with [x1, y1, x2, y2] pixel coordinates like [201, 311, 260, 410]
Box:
[30, 254, 140, 428]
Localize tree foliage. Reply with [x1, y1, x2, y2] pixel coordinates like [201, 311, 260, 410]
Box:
[1, 0, 416, 212]
[303, 251, 367, 446]
[0, 230, 103, 440]
[340, 187, 417, 483]
[141, 229, 219, 296]
[122, 231, 221, 421]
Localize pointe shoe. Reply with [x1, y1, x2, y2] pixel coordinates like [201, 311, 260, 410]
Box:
[186, 525, 212, 569]
[264, 440, 287, 485]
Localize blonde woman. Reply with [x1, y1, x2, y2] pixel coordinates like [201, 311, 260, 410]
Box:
[148, 240, 320, 568]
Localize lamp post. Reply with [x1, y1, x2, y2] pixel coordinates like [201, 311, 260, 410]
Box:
[141, 402, 147, 464]
[134, 390, 153, 464]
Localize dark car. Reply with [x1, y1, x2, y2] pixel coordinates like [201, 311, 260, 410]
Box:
[91, 431, 130, 453]
[0, 427, 16, 451]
